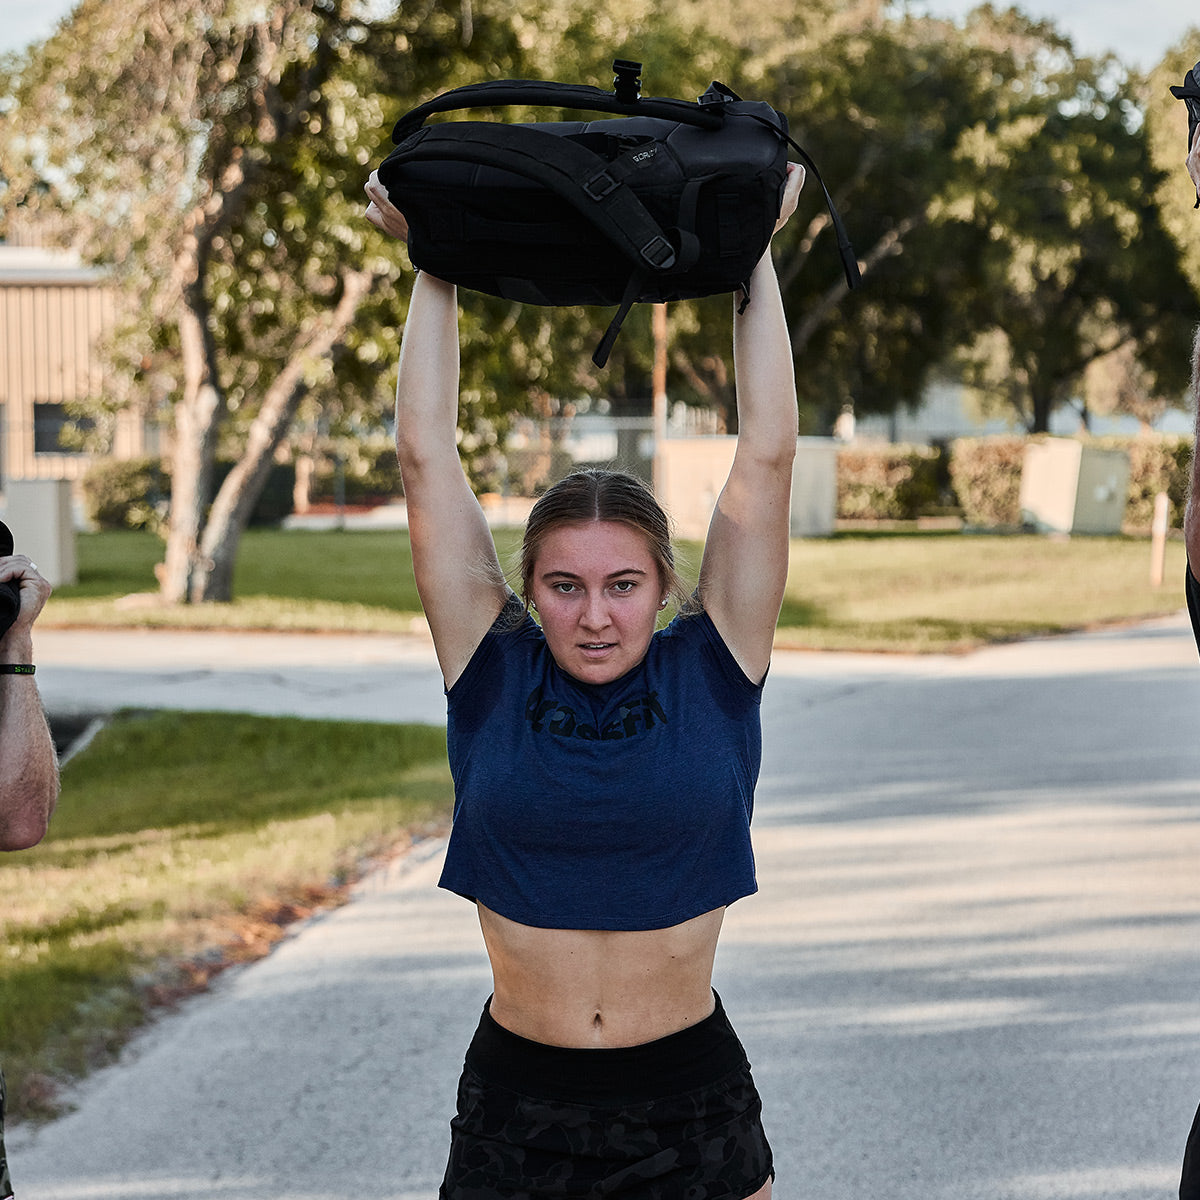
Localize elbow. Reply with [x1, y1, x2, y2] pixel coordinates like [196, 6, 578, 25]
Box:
[0, 813, 50, 851]
[1187, 498, 1200, 574]
[0, 781, 58, 851]
[750, 436, 797, 476]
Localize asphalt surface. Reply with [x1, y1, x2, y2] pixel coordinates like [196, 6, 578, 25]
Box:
[10, 613, 1200, 1200]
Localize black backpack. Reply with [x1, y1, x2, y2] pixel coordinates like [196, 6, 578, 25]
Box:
[1170, 58, 1200, 209]
[377, 60, 860, 366]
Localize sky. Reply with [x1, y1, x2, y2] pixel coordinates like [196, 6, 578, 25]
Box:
[0, 0, 1195, 72]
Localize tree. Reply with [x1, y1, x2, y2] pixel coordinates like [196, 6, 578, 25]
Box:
[957, 44, 1196, 432]
[0, 0, 569, 602]
[628, 8, 1072, 433]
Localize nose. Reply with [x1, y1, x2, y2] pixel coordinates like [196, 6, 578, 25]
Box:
[580, 591, 611, 632]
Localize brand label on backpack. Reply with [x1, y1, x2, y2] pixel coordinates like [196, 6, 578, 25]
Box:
[630, 147, 658, 164]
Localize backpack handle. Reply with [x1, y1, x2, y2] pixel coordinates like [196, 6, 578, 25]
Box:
[392, 77, 725, 143]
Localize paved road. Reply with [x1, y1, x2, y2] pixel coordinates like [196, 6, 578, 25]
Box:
[11, 615, 1200, 1199]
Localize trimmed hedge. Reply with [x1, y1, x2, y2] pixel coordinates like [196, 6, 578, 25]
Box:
[82, 457, 296, 531]
[1095, 434, 1191, 531]
[861, 434, 1190, 530]
[81, 457, 169, 532]
[836, 445, 945, 520]
[946, 437, 1028, 528]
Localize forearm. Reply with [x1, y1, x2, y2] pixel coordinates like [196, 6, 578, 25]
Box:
[394, 272, 463, 475]
[1185, 327, 1200, 570]
[732, 252, 798, 462]
[0, 629, 59, 850]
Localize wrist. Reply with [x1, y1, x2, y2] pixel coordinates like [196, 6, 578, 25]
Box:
[0, 629, 34, 666]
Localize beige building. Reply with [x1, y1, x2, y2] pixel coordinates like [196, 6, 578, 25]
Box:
[0, 244, 156, 499]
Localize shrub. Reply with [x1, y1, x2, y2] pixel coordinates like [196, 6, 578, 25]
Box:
[1093, 435, 1191, 531]
[836, 445, 945, 520]
[81, 457, 169, 532]
[948, 437, 1027, 528]
[83, 457, 298, 531]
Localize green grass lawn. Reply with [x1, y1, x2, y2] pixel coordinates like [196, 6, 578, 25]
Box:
[0, 711, 452, 1122]
[44, 527, 1190, 652]
[777, 532, 1191, 652]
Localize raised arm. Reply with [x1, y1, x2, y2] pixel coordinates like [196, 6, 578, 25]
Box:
[1184, 328, 1200, 574]
[696, 164, 805, 684]
[366, 173, 508, 687]
[0, 556, 59, 850]
[1188, 109, 1200, 206]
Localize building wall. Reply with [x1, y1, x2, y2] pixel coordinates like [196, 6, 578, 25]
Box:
[0, 246, 151, 493]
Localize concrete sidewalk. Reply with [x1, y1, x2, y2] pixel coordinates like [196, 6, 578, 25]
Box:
[11, 612, 1200, 1200]
[35, 626, 449, 729]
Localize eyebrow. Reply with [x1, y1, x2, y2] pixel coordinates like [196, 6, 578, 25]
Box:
[540, 567, 649, 582]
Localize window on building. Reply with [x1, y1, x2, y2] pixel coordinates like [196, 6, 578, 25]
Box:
[33, 403, 93, 454]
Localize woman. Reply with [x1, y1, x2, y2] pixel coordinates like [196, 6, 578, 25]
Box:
[365, 159, 804, 1200]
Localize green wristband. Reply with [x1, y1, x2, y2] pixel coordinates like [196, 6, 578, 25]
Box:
[0, 664, 35, 675]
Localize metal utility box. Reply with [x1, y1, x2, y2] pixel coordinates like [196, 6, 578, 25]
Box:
[654, 437, 837, 541]
[1, 478, 78, 586]
[1018, 439, 1129, 535]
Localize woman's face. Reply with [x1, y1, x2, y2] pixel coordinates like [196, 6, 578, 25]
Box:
[529, 520, 665, 685]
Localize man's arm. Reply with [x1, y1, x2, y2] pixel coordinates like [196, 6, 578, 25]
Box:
[0, 555, 59, 850]
[1184, 327, 1200, 575]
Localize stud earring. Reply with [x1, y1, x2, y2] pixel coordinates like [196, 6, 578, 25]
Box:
[659, 598, 668, 609]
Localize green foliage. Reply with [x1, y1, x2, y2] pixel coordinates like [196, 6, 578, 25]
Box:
[836, 444, 945, 520]
[946, 22, 1198, 432]
[947, 437, 1028, 528]
[5, 0, 1197, 527]
[81, 458, 296, 530]
[81, 457, 169, 532]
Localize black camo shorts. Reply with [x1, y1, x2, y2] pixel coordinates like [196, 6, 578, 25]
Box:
[439, 992, 773, 1200]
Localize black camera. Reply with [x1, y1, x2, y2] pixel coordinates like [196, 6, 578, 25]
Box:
[0, 522, 23, 639]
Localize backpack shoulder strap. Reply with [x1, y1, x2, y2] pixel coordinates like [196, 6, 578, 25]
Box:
[388, 121, 679, 275]
[392, 79, 723, 143]
[738, 109, 861, 290]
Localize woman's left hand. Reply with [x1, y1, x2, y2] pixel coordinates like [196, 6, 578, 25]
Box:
[773, 162, 806, 237]
[364, 170, 411, 241]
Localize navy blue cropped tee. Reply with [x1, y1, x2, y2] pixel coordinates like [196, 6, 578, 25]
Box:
[439, 597, 763, 931]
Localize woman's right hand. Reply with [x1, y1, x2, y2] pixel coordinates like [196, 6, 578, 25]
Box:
[773, 162, 806, 237]
[364, 170, 410, 241]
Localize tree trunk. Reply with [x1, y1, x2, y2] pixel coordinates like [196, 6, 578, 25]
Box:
[1030, 389, 1053, 434]
[159, 301, 225, 604]
[185, 267, 377, 603]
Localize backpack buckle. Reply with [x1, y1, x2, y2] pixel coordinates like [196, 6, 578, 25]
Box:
[612, 59, 642, 104]
[640, 236, 676, 270]
[584, 170, 619, 200]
